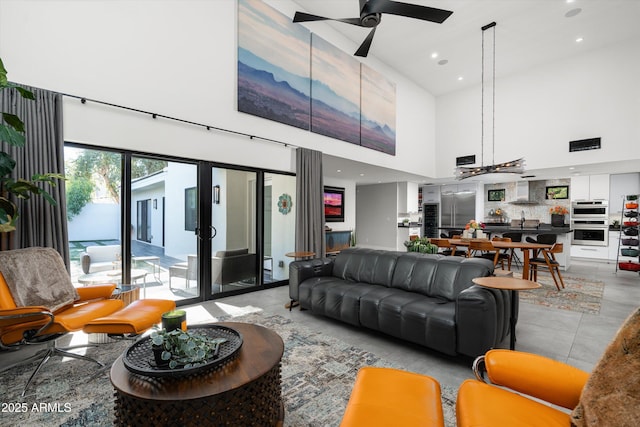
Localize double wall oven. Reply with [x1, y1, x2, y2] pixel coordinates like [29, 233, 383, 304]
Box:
[571, 200, 608, 246]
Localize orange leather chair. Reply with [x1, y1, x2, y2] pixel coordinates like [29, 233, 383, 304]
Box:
[456, 349, 589, 426]
[341, 367, 444, 427]
[0, 247, 175, 396]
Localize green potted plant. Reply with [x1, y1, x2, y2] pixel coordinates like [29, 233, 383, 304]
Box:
[404, 237, 438, 254]
[0, 57, 64, 233]
[150, 328, 226, 369]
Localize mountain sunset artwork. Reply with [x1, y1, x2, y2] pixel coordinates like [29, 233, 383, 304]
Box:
[237, 0, 311, 130]
[237, 0, 397, 156]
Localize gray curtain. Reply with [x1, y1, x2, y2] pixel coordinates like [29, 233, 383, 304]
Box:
[0, 85, 69, 267]
[295, 148, 325, 257]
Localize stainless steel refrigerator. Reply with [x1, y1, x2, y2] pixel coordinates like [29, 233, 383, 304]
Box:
[441, 191, 476, 229]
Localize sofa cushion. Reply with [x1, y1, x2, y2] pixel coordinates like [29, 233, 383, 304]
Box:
[431, 257, 493, 300]
[86, 245, 121, 263]
[333, 248, 400, 286]
[391, 253, 440, 295]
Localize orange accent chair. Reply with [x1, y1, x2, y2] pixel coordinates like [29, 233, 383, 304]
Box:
[0, 247, 175, 396]
[456, 349, 589, 426]
[340, 367, 444, 427]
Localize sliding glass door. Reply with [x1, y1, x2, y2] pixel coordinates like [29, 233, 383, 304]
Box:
[130, 156, 199, 301]
[65, 143, 294, 306]
[210, 167, 258, 295]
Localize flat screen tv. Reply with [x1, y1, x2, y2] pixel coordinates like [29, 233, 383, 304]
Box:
[324, 186, 345, 222]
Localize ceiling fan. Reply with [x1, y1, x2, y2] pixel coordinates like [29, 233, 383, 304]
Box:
[293, 0, 453, 57]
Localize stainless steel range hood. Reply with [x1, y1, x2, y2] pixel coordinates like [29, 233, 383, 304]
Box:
[509, 181, 539, 205]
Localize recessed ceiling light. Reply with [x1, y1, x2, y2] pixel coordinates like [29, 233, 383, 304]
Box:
[337, 169, 342, 173]
[576, 37, 584, 43]
[569, 167, 575, 170]
[438, 59, 448, 66]
[565, 8, 582, 18]
[359, 173, 365, 177]
[457, 76, 464, 81]
[431, 52, 438, 59]
[566, 0, 575, 3]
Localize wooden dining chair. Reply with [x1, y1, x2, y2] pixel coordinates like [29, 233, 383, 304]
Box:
[501, 232, 523, 268]
[467, 240, 506, 270]
[529, 243, 565, 290]
[429, 238, 459, 256]
[491, 236, 513, 270]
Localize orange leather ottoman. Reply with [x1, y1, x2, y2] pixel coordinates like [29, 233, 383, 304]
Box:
[83, 299, 176, 335]
[340, 367, 444, 427]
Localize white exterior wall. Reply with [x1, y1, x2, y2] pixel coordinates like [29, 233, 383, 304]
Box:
[164, 163, 198, 259]
[67, 203, 120, 241]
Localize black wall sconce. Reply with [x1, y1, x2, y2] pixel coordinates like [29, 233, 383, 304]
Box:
[213, 185, 221, 204]
[153, 199, 157, 209]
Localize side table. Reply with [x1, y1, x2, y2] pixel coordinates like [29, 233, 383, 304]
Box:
[472, 276, 541, 350]
[110, 322, 284, 426]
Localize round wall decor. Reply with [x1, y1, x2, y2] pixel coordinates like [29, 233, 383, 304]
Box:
[278, 193, 292, 214]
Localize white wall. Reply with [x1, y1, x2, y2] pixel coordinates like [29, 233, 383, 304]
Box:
[269, 174, 296, 280]
[437, 37, 640, 179]
[356, 183, 398, 250]
[0, 0, 437, 180]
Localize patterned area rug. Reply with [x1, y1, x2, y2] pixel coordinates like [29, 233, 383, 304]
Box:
[518, 273, 605, 315]
[0, 313, 457, 427]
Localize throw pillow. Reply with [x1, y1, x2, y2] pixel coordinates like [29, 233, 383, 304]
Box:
[0, 247, 79, 312]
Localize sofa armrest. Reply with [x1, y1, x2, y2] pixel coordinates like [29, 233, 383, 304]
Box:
[482, 349, 589, 410]
[81, 252, 91, 274]
[289, 258, 334, 301]
[455, 285, 503, 358]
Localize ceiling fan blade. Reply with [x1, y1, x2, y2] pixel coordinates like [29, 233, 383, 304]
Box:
[367, 0, 453, 23]
[354, 27, 377, 57]
[293, 11, 363, 27]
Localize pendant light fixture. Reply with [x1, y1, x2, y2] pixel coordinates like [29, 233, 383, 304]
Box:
[455, 22, 525, 180]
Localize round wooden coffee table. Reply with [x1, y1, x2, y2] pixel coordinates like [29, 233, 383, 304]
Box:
[472, 276, 541, 350]
[110, 322, 284, 426]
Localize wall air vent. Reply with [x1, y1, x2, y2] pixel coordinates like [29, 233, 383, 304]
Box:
[569, 137, 601, 152]
[456, 155, 476, 166]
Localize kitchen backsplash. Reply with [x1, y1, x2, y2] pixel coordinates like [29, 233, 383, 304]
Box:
[484, 179, 571, 224]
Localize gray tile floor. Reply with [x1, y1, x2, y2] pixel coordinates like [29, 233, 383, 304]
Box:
[2, 259, 639, 395]
[190, 258, 640, 391]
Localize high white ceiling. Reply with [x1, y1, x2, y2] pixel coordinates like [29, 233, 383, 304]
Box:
[289, 0, 640, 185]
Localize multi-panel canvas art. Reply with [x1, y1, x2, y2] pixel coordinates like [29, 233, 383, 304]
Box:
[237, 0, 397, 155]
[237, 0, 311, 130]
[311, 34, 361, 145]
[361, 64, 396, 155]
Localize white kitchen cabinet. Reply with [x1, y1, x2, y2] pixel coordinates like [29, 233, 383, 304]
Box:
[440, 182, 477, 195]
[571, 245, 609, 260]
[609, 231, 620, 260]
[422, 185, 439, 203]
[397, 182, 419, 213]
[571, 174, 609, 201]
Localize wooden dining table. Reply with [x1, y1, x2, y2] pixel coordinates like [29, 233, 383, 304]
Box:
[446, 239, 552, 279]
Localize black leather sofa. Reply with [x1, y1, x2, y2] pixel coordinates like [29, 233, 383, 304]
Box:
[289, 247, 514, 358]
